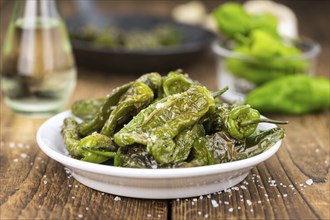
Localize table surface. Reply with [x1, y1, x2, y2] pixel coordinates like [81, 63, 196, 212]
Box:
[1, 1, 329, 219]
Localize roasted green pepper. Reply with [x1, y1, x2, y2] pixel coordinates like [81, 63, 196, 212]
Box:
[204, 104, 287, 140]
[78, 82, 133, 136]
[114, 145, 159, 168]
[62, 117, 116, 163]
[162, 70, 193, 96]
[245, 75, 330, 114]
[79, 133, 116, 163]
[114, 86, 215, 163]
[186, 127, 284, 167]
[72, 98, 105, 121]
[62, 117, 81, 157]
[100, 82, 154, 136]
[79, 73, 161, 136]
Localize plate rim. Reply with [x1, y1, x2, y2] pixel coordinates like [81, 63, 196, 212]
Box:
[36, 110, 282, 179]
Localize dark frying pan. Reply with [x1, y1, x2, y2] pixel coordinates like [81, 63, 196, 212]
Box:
[65, 4, 216, 73]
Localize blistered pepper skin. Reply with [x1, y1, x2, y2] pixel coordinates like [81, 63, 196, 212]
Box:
[100, 82, 154, 137]
[78, 73, 162, 136]
[79, 82, 133, 136]
[79, 133, 116, 163]
[162, 70, 193, 96]
[226, 105, 260, 139]
[186, 127, 284, 167]
[72, 98, 105, 121]
[114, 86, 214, 164]
[62, 117, 81, 158]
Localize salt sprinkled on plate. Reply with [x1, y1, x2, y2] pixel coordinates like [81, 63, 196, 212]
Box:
[305, 178, 313, 186]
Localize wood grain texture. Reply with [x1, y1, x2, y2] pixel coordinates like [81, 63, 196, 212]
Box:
[1, 1, 329, 220]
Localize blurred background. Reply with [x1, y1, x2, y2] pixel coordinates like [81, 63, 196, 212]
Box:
[1, 0, 329, 77]
[0, 0, 329, 102]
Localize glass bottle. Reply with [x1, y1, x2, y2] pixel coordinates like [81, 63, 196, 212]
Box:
[1, 0, 76, 116]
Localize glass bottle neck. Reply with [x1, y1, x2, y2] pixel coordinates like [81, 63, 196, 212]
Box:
[13, 0, 60, 27]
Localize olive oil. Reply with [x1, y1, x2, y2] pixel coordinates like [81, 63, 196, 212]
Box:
[1, 17, 76, 116]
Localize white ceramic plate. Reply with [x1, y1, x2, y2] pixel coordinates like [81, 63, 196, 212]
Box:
[36, 111, 282, 199]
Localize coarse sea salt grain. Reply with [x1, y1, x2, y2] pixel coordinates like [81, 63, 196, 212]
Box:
[21, 153, 27, 158]
[246, 200, 252, 206]
[13, 158, 18, 162]
[114, 196, 121, 201]
[43, 180, 47, 184]
[78, 214, 83, 218]
[228, 208, 234, 212]
[211, 200, 219, 208]
[305, 178, 313, 186]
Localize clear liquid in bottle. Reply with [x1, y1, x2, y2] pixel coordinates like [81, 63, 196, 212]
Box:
[1, 16, 76, 116]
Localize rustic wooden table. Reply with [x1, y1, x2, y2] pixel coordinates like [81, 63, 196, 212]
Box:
[1, 1, 329, 219]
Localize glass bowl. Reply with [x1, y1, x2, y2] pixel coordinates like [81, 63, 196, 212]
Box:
[212, 37, 321, 103]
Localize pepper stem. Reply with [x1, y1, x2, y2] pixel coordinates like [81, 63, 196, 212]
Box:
[212, 86, 229, 98]
[240, 118, 288, 126]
